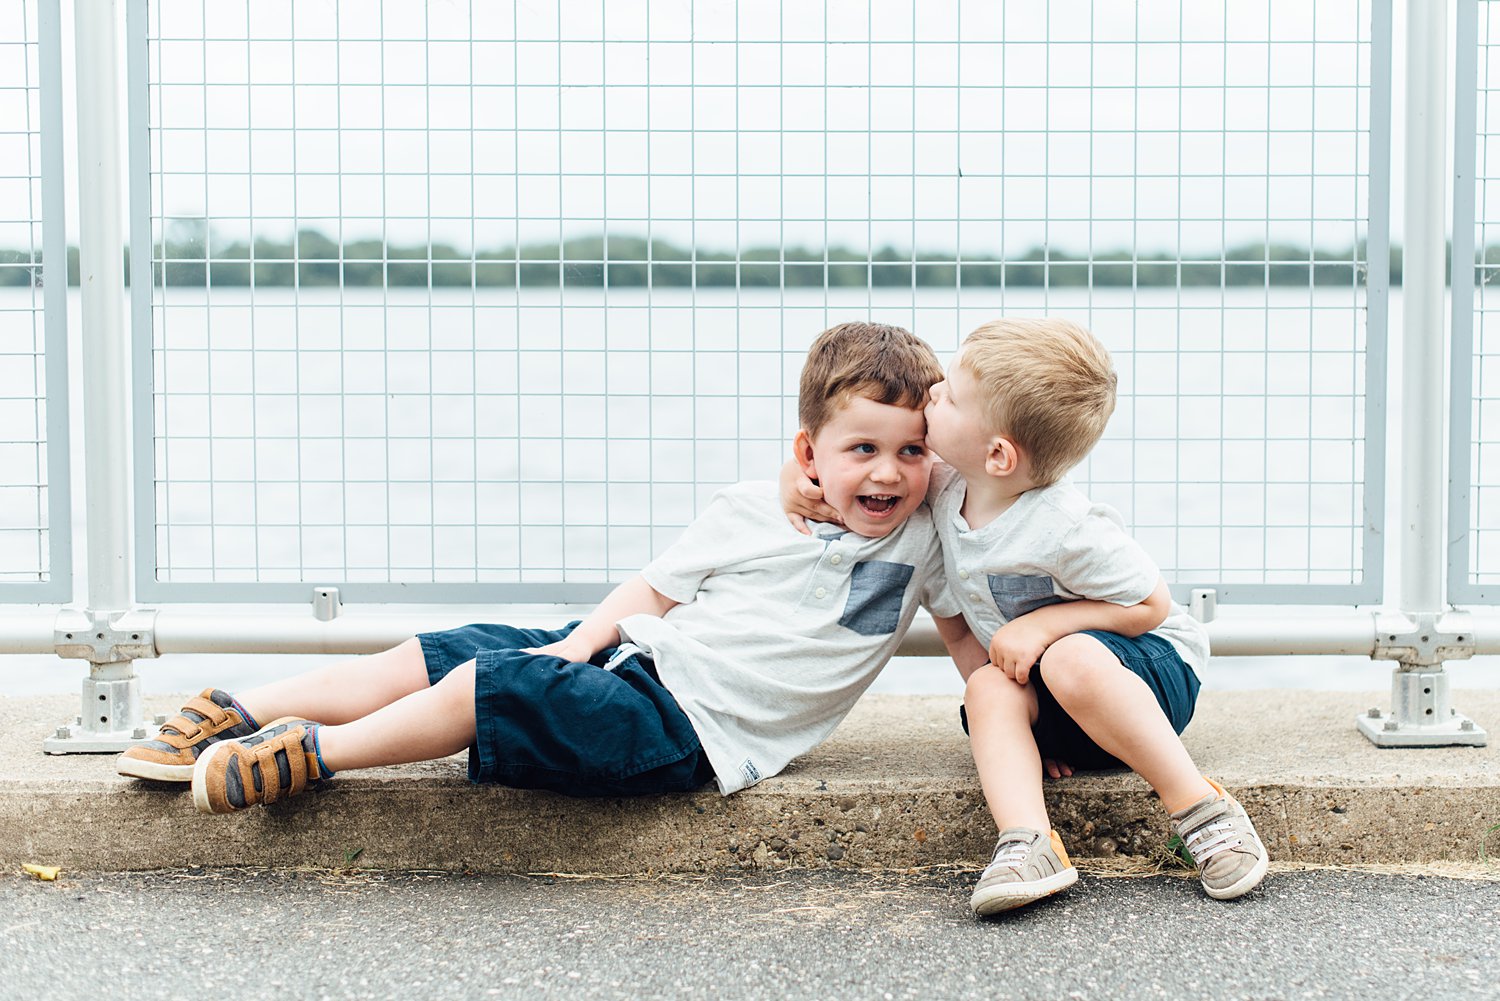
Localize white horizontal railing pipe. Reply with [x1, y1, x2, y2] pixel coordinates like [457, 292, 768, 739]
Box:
[0, 615, 61, 654]
[0, 607, 1463, 661]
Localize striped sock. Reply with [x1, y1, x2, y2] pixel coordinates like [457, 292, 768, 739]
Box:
[229, 697, 260, 731]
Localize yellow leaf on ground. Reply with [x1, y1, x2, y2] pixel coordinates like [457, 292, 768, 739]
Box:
[21, 864, 60, 881]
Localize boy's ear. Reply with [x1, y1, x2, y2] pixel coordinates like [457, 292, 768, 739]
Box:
[793, 429, 818, 481]
[984, 436, 1021, 478]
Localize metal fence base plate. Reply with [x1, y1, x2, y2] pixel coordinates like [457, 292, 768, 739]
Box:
[42, 669, 150, 754]
[1355, 711, 1488, 747]
[43, 725, 148, 755]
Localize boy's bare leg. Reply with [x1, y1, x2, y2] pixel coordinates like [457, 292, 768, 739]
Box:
[1037, 633, 1213, 812]
[234, 637, 431, 727]
[314, 659, 477, 771]
[964, 665, 1050, 832]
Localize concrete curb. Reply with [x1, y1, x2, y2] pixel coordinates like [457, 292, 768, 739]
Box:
[3, 691, 1498, 873]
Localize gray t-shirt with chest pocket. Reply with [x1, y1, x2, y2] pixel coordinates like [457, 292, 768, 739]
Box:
[928, 464, 1210, 678]
[616, 481, 961, 795]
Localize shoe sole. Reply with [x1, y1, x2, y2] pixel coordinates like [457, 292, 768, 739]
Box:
[1204, 849, 1270, 900]
[116, 756, 194, 782]
[970, 866, 1078, 916]
[190, 738, 239, 815]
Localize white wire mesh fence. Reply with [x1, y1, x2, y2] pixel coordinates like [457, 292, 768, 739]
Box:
[115, 0, 1391, 605]
[0, 0, 68, 600]
[1453, 0, 1500, 602]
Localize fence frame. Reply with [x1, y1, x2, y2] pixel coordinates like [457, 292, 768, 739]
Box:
[1, 0, 72, 604]
[1450, 0, 1490, 604]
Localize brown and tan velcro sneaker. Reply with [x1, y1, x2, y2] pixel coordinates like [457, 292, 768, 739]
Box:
[970, 827, 1079, 916]
[191, 717, 329, 815]
[116, 688, 258, 782]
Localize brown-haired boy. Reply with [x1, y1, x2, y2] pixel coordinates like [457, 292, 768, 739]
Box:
[119, 322, 973, 813]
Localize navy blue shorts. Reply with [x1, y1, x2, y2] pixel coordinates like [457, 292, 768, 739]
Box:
[962, 629, 1201, 770]
[416, 622, 716, 797]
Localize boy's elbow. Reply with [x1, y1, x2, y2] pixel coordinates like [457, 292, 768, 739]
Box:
[1134, 581, 1171, 634]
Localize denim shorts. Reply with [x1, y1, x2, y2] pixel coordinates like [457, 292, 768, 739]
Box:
[961, 629, 1201, 770]
[417, 621, 716, 797]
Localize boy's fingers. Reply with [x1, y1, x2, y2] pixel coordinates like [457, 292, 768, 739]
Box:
[786, 512, 813, 536]
[1013, 661, 1031, 685]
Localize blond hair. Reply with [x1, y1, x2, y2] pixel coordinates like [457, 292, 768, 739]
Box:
[960, 318, 1116, 485]
[799, 322, 944, 437]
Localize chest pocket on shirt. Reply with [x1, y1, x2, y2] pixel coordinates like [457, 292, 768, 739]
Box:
[839, 560, 915, 636]
[988, 573, 1063, 621]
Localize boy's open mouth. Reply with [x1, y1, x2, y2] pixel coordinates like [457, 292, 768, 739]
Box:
[857, 494, 901, 517]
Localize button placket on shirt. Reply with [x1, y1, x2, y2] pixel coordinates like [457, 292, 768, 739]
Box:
[959, 565, 985, 604]
[814, 541, 849, 601]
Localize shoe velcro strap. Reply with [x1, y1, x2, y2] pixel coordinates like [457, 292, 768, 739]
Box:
[251, 733, 308, 804]
[182, 695, 231, 729]
[161, 714, 206, 743]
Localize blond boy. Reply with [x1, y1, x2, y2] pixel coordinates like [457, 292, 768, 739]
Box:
[921, 318, 1267, 913]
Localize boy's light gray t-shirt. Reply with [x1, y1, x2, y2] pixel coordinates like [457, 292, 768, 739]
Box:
[928, 465, 1210, 676]
[616, 481, 960, 796]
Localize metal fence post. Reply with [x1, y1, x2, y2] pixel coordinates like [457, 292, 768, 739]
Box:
[43, 0, 155, 753]
[1358, 0, 1486, 747]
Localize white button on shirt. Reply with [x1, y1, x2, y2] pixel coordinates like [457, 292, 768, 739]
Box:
[959, 570, 969, 580]
[830, 554, 842, 565]
[815, 587, 827, 599]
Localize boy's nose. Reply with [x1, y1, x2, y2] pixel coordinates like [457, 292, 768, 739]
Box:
[870, 456, 900, 482]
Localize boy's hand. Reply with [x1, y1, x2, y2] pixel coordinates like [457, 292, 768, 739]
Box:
[779, 459, 842, 535]
[988, 617, 1053, 685]
[1042, 757, 1074, 780]
[523, 638, 598, 665]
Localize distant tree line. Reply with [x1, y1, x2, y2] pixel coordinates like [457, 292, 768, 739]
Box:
[7, 222, 1492, 290]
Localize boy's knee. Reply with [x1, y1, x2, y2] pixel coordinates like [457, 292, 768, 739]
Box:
[964, 664, 1031, 716]
[1037, 634, 1117, 705]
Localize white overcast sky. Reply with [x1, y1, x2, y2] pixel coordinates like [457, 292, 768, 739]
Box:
[7, 0, 1455, 255]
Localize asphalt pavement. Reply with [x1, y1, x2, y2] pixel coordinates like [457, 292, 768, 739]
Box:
[3, 866, 1497, 1000]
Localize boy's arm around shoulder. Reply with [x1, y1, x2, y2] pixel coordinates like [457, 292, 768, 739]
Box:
[525, 574, 680, 663]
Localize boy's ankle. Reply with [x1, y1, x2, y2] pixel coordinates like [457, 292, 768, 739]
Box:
[1161, 776, 1217, 815]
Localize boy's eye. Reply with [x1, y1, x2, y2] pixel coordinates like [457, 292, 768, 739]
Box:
[853, 443, 876, 454]
[900, 444, 926, 457]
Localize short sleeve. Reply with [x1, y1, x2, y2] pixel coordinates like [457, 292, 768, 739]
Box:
[922, 571, 963, 619]
[916, 523, 963, 618]
[1052, 503, 1160, 607]
[638, 495, 737, 604]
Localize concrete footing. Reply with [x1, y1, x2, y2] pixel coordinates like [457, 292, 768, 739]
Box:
[3, 691, 1497, 873]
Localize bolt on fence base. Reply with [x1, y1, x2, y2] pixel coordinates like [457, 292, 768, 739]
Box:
[42, 661, 158, 754]
[1355, 666, 1487, 748]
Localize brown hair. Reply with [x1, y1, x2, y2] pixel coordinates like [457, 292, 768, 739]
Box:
[798, 322, 944, 437]
[960, 318, 1117, 485]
